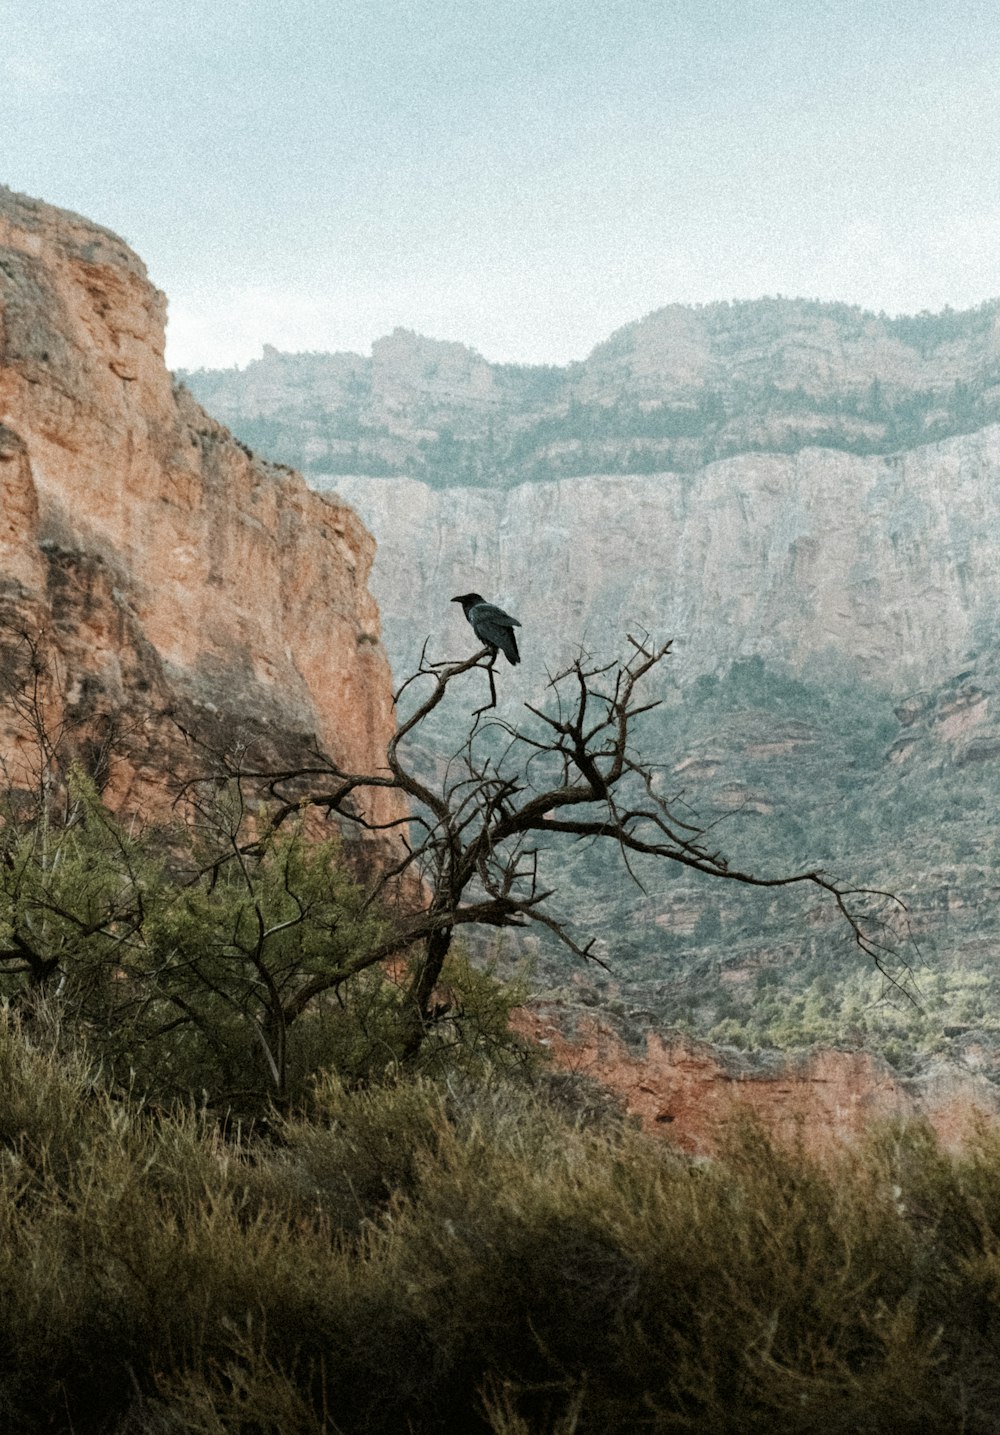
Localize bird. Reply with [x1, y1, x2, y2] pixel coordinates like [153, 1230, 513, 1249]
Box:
[451, 593, 521, 665]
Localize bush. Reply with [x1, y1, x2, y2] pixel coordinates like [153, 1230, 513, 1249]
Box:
[0, 771, 529, 1113]
[2, 1013, 1000, 1433]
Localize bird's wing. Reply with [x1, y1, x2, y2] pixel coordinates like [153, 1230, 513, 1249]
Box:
[470, 602, 520, 628]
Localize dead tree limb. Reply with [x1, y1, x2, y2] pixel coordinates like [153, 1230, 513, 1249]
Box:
[175, 634, 915, 1057]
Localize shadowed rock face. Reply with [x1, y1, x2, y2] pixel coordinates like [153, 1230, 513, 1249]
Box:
[0, 186, 401, 830]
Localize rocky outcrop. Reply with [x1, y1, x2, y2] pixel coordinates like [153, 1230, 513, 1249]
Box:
[181, 299, 1000, 484]
[514, 1006, 1000, 1155]
[0, 187, 401, 829]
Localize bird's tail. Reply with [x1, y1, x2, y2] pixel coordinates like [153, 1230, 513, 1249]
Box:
[503, 630, 520, 665]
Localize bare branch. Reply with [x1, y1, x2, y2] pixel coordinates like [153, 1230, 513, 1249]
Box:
[97, 632, 915, 1056]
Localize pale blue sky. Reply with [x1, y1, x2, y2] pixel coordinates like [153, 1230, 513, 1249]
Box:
[3, 0, 1000, 369]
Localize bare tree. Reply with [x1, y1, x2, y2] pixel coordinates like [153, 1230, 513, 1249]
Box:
[202, 635, 911, 1058]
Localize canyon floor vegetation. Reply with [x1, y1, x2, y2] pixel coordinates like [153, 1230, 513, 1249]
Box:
[3, 1011, 1000, 1434]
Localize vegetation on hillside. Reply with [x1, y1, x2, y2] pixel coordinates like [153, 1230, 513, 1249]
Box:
[180, 297, 1000, 487]
[3, 1013, 1000, 1433]
[0, 620, 995, 1431]
[520, 650, 1000, 1072]
[0, 624, 909, 1104]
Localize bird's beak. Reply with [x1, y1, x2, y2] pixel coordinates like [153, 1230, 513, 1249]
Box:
[450, 596, 461, 603]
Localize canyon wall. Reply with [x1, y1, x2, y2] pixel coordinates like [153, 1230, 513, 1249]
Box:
[0, 187, 400, 828]
[182, 299, 1000, 485]
[9, 186, 997, 1143]
[515, 1007, 1000, 1155]
[330, 428, 1000, 697]
[182, 290, 1000, 1113]
[324, 441, 1000, 1089]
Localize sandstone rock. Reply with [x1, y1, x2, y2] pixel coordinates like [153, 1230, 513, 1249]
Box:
[0, 187, 401, 831]
[513, 1006, 1000, 1155]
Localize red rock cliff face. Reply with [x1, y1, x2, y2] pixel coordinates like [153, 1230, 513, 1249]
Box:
[0, 187, 401, 828]
[514, 1007, 1000, 1155]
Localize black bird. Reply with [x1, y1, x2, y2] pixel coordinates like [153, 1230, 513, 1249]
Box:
[451, 593, 521, 665]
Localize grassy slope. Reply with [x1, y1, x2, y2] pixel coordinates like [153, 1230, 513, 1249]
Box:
[3, 1011, 1000, 1434]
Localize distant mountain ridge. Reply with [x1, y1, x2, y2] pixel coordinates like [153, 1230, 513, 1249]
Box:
[181, 297, 1000, 485]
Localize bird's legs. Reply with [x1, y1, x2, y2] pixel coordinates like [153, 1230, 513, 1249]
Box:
[471, 649, 499, 723]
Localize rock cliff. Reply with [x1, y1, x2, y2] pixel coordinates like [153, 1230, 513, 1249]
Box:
[182, 298, 1000, 485]
[514, 1007, 1000, 1155]
[331, 427, 1000, 695]
[0, 187, 400, 829]
[327, 442, 1000, 1084]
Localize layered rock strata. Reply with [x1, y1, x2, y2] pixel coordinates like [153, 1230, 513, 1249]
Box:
[182, 299, 1000, 484]
[330, 433, 1000, 698]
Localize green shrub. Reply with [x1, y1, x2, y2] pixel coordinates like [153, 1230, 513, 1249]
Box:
[0, 769, 530, 1112]
[4, 1009, 1000, 1432]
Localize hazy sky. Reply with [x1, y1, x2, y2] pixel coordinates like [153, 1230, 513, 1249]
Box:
[4, 0, 1000, 371]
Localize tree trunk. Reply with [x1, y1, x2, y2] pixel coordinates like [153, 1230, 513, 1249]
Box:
[400, 924, 452, 1060]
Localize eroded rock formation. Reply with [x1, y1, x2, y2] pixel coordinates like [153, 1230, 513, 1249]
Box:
[330, 433, 1000, 696]
[182, 299, 1000, 484]
[514, 1007, 1000, 1154]
[0, 187, 401, 829]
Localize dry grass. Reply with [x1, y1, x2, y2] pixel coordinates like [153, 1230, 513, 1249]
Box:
[1, 1009, 999, 1433]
